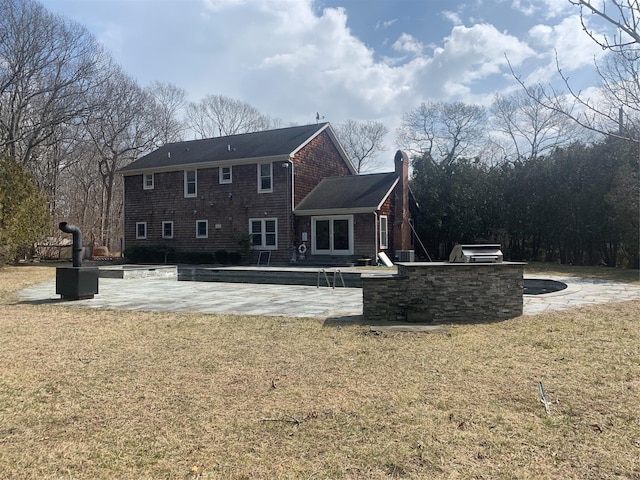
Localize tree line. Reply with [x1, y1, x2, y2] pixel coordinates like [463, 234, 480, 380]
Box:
[1, 0, 638, 268]
[409, 134, 639, 268]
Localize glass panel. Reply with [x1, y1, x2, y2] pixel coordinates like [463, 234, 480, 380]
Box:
[266, 234, 276, 246]
[315, 220, 330, 250]
[197, 221, 207, 237]
[163, 222, 172, 237]
[251, 221, 262, 246]
[144, 174, 153, 188]
[186, 170, 196, 195]
[260, 164, 271, 191]
[380, 217, 388, 248]
[265, 220, 276, 233]
[333, 219, 349, 250]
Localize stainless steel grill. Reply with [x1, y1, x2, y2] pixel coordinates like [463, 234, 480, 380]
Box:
[449, 244, 503, 263]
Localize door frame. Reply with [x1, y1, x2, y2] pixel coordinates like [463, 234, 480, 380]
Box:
[311, 215, 354, 255]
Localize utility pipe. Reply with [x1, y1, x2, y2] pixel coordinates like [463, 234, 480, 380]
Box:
[59, 222, 83, 267]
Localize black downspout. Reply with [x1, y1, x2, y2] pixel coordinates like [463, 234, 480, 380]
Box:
[59, 222, 82, 267]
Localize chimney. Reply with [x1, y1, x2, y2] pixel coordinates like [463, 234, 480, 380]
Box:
[393, 150, 411, 251]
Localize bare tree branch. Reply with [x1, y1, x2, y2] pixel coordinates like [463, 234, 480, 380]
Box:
[333, 119, 388, 173]
[570, 0, 640, 50]
[396, 101, 487, 167]
[185, 94, 278, 138]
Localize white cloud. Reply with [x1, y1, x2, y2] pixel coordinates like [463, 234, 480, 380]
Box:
[442, 10, 463, 26]
[420, 24, 535, 100]
[375, 18, 397, 30]
[191, 2, 542, 124]
[201, 0, 261, 12]
[392, 33, 424, 55]
[526, 14, 607, 84]
[511, 0, 572, 19]
[192, 0, 415, 123]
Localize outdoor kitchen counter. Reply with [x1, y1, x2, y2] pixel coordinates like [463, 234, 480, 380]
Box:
[362, 261, 525, 323]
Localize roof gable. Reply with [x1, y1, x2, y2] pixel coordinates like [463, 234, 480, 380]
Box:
[120, 123, 353, 174]
[294, 173, 399, 215]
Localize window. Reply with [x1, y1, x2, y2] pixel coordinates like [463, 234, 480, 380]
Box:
[250, 218, 277, 249]
[379, 215, 388, 249]
[184, 170, 197, 197]
[196, 220, 208, 238]
[162, 221, 174, 239]
[143, 173, 154, 190]
[136, 222, 147, 239]
[219, 166, 232, 184]
[258, 163, 272, 193]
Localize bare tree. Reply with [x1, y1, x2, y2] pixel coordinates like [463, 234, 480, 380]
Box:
[84, 66, 161, 248]
[0, 0, 106, 167]
[55, 142, 103, 242]
[333, 120, 388, 173]
[185, 94, 278, 138]
[490, 86, 580, 161]
[147, 81, 187, 146]
[511, 1, 640, 143]
[396, 101, 487, 166]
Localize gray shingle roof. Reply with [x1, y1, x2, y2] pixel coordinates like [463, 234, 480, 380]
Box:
[294, 173, 399, 214]
[120, 123, 332, 173]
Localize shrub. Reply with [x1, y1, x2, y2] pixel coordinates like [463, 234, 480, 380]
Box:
[124, 245, 175, 263]
[176, 251, 215, 264]
[228, 252, 242, 265]
[214, 250, 229, 264]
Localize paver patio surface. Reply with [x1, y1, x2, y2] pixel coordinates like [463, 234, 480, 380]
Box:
[17, 274, 640, 320]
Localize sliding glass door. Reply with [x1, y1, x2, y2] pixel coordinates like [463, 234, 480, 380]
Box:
[312, 216, 353, 255]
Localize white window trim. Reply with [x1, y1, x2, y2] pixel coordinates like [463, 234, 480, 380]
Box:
[143, 173, 154, 190]
[162, 221, 174, 239]
[219, 166, 232, 184]
[135, 222, 147, 239]
[379, 215, 389, 249]
[257, 163, 273, 193]
[184, 170, 197, 198]
[196, 220, 208, 238]
[249, 218, 278, 250]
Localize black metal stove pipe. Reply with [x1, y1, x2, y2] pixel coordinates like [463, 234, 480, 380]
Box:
[59, 222, 82, 267]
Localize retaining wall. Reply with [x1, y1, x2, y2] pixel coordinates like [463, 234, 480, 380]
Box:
[362, 262, 524, 323]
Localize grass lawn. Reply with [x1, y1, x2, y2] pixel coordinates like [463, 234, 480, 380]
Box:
[1, 264, 639, 479]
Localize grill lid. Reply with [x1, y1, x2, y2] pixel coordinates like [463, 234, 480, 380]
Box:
[449, 244, 503, 263]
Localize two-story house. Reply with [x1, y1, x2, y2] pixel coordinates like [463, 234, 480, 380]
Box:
[119, 123, 415, 264]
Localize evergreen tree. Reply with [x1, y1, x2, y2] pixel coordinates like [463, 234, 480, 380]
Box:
[0, 157, 50, 262]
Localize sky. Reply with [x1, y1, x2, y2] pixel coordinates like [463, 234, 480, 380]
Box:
[38, 0, 612, 169]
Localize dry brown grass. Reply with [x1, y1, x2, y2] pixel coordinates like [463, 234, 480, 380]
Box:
[1, 264, 639, 479]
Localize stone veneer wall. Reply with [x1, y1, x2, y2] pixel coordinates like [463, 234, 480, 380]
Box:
[362, 262, 524, 323]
